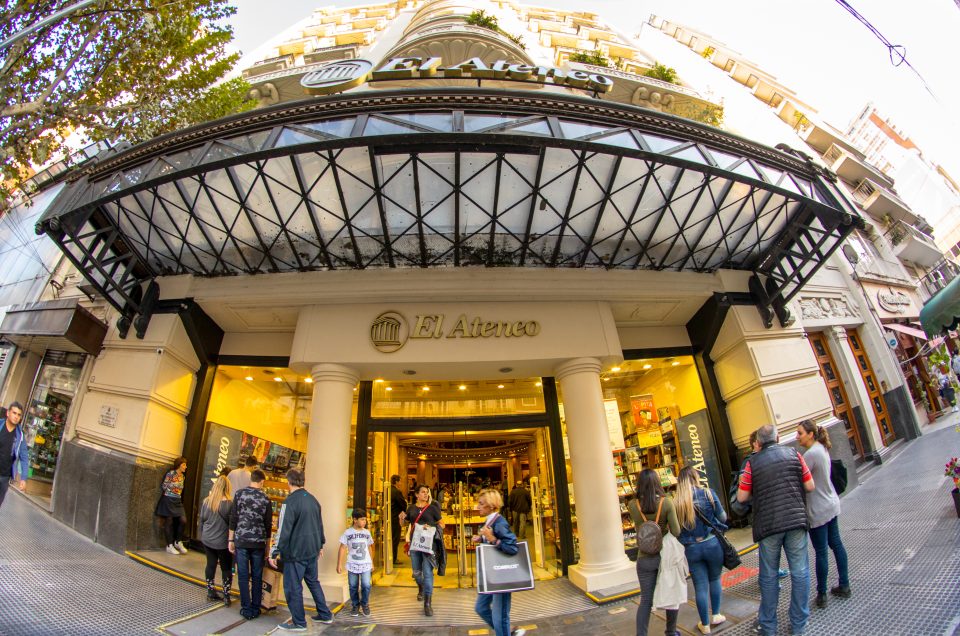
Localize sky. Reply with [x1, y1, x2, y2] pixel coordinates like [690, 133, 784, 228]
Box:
[226, 0, 960, 179]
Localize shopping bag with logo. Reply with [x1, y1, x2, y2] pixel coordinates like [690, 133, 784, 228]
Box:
[261, 567, 284, 612]
[476, 541, 535, 594]
[410, 523, 437, 555]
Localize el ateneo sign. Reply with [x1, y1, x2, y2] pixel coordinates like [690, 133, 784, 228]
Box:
[301, 56, 615, 96]
[371, 310, 540, 353]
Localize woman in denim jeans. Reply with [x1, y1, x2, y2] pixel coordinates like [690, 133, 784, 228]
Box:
[675, 466, 727, 635]
[796, 419, 850, 609]
[402, 485, 444, 616]
[472, 488, 525, 636]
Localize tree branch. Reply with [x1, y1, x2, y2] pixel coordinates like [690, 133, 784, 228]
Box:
[38, 24, 104, 104]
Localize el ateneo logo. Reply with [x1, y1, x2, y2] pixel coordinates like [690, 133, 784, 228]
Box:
[370, 311, 540, 353]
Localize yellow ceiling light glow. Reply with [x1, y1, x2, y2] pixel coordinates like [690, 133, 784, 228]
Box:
[611, 366, 621, 372]
[422, 386, 430, 392]
[642, 364, 652, 370]
[244, 376, 254, 381]
[672, 361, 680, 366]
[459, 385, 467, 390]
[374, 378, 384, 383]
[385, 386, 393, 392]
[273, 376, 283, 382]
[497, 384, 505, 389]
[535, 381, 542, 387]
[304, 377, 313, 383]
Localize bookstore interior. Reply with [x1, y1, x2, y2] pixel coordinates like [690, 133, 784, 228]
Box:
[200, 354, 718, 584]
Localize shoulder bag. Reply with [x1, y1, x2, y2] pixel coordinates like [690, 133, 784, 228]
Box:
[409, 506, 436, 555]
[695, 490, 741, 571]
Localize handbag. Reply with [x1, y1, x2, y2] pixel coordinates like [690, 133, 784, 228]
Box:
[695, 490, 741, 571]
[476, 541, 535, 594]
[407, 506, 434, 555]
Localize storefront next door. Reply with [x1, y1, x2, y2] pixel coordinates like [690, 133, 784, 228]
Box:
[354, 378, 573, 589]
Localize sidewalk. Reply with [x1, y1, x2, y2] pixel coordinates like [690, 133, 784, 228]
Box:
[0, 416, 958, 635]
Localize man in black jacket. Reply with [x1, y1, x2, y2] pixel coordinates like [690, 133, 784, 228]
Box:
[269, 468, 333, 631]
[508, 481, 532, 539]
[229, 469, 273, 620]
[390, 474, 407, 565]
[736, 424, 816, 636]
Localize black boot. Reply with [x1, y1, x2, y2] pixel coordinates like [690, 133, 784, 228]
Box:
[222, 574, 232, 607]
[417, 582, 424, 602]
[206, 579, 222, 601]
[423, 594, 433, 617]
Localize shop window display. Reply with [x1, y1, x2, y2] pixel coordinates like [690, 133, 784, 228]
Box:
[23, 350, 85, 496]
[201, 365, 358, 536]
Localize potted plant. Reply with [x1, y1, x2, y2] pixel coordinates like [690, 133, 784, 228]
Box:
[946, 457, 960, 518]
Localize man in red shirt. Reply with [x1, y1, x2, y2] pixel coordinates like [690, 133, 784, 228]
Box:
[737, 424, 815, 636]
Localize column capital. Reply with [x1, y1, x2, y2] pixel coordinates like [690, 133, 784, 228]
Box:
[554, 357, 602, 381]
[826, 325, 848, 340]
[310, 363, 360, 386]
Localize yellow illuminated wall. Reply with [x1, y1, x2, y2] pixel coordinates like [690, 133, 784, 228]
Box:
[206, 371, 310, 452]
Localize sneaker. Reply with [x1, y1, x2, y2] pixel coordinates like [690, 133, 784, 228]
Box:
[165, 545, 179, 555]
[174, 541, 188, 554]
[711, 614, 726, 626]
[311, 614, 333, 624]
[350, 605, 360, 617]
[276, 619, 307, 632]
[830, 585, 851, 598]
[697, 623, 712, 635]
[511, 630, 527, 636]
[816, 593, 827, 608]
[361, 605, 370, 616]
[778, 568, 790, 578]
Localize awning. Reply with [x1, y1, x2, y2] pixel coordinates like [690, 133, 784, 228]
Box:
[885, 322, 928, 340]
[920, 275, 960, 337]
[36, 88, 861, 334]
[0, 298, 107, 356]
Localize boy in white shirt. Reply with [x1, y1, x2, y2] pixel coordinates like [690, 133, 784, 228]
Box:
[337, 508, 375, 616]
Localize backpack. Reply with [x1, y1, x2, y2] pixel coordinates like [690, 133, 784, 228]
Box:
[830, 459, 848, 495]
[631, 497, 664, 556]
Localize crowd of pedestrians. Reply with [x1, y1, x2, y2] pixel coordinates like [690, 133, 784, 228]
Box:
[634, 420, 851, 636]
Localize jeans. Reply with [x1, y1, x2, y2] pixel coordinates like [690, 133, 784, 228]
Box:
[348, 570, 372, 608]
[758, 529, 810, 636]
[635, 555, 679, 636]
[685, 536, 724, 626]
[410, 549, 436, 596]
[514, 512, 528, 539]
[283, 557, 332, 626]
[809, 516, 849, 594]
[475, 592, 512, 636]
[235, 547, 264, 617]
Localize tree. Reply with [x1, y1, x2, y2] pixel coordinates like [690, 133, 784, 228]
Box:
[643, 62, 678, 84]
[0, 0, 254, 206]
[568, 51, 610, 68]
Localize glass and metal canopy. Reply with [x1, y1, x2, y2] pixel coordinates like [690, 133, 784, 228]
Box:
[37, 89, 861, 333]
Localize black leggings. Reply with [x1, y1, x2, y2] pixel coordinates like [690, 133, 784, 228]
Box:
[162, 515, 185, 545]
[204, 545, 234, 581]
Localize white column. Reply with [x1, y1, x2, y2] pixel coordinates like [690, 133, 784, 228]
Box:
[305, 363, 359, 604]
[556, 357, 636, 593]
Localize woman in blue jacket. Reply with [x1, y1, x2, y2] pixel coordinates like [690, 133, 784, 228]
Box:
[472, 488, 525, 636]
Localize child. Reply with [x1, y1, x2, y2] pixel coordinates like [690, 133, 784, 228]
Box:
[338, 508, 375, 617]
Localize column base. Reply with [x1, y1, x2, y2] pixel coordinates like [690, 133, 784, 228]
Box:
[317, 572, 349, 604]
[568, 558, 637, 593]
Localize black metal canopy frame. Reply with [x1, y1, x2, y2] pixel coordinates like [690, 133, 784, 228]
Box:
[37, 89, 862, 336]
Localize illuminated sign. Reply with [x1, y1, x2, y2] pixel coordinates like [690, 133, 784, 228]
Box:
[370, 311, 540, 353]
[302, 57, 614, 95]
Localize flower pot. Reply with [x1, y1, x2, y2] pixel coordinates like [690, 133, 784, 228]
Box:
[953, 488, 960, 519]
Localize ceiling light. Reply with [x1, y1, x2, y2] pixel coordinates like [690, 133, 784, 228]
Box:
[422, 386, 430, 392]
[603, 377, 610, 382]
[535, 381, 542, 387]
[459, 385, 466, 391]
[374, 378, 384, 383]
[642, 364, 652, 370]
[386, 386, 393, 392]
[244, 376, 254, 381]
[304, 377, 313, 383]
[497, 384, 505, 389]
[274, 376, 283, 382]
[611, 366, 621, 372]
[671, 361, 680, 366]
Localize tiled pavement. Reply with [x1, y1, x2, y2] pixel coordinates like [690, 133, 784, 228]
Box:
[1, 416, 958, 635]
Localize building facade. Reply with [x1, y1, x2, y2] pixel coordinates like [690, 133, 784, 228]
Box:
[1, 0, 929, 602]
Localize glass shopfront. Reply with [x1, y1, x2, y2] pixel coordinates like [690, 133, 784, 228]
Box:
[563, 354, 718, 559]
[22, 350, 86, 497]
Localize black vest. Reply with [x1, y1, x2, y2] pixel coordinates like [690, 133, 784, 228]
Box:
[750, 442, 808, 542]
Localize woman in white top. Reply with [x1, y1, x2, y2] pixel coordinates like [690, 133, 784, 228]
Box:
[796, 419, 850, 609]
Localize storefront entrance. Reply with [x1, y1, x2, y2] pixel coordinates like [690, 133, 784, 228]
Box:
[355, 378, 573, 590]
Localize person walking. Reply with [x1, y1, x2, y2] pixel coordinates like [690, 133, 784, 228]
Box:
[228, 456, 258, 496]
[229, 469, 273, 621]
[629, 468, 681, 636]
[675, 466, 727, 634]
[155, 457, 189, 555]
[736, 424, 815, 636]
[269, 467, 334, 630]
[337, 508, 375, 617]
[472, 488, 526, 636]
[0, 402, 28, 509]
[507, 481, 532, 540]
[796, 419, 851, 609]
[400, 484, 444, 616]
[390, 474, 407, 565]
[199, 474, 234, 605]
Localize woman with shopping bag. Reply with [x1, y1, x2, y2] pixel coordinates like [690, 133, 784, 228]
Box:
[400, 484, 444, 616]
[472, 488, 526, 636]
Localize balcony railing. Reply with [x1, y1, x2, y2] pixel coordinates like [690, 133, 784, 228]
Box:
[888, 220, 944, 268]
[919, 259, 960, 298]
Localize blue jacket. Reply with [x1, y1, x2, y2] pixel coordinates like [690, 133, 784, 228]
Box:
[483, 513, 519, 555]
[678, 487, 728, 547]
[2, 419, 29, 481]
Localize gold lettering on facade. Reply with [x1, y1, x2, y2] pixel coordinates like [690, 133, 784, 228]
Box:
[447, 314, 472, 339]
